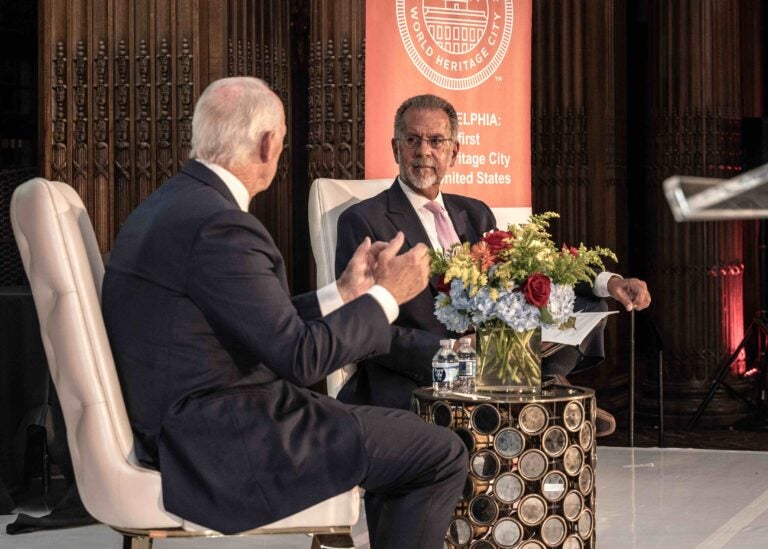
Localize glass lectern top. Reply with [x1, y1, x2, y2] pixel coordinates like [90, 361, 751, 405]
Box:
[664, 162, 768, 221]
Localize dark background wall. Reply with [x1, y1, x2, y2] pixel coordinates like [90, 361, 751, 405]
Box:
[0, 1, 36, 286]
[1, 0, 766, 427]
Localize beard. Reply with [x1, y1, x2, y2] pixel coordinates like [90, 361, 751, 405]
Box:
[401, 159, 438, 189]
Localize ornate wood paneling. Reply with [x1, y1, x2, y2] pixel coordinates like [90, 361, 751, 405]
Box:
[40, 0, 208, 252]
[641, 0, 760, 425]
[531, 0, 630, 406]
[224, 0, 293, 279]
[39, 0, 293, 273]
[308, 0, 366, 181]
[532, 0, 627, 255]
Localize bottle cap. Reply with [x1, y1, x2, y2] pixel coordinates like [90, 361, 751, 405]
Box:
[440, 339, 452, 346]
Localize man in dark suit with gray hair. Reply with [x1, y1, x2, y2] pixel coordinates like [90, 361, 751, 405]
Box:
[102, 77, 466, 548]
[335, 93, 651, 433]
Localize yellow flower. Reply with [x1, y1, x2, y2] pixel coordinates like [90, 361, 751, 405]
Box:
[429, 211, 617, 304]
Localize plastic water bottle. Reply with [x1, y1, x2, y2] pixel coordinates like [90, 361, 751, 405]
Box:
[457, 337, 477, 392]
[432, 339, 459, 393]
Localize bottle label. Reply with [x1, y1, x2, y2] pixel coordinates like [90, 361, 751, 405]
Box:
[434, 362, 458, 382]
[459, 359, 476, 376]
[433, 367, 446, 382]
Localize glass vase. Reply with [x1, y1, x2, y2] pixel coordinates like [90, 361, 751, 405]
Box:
[476, 325, 541, 393]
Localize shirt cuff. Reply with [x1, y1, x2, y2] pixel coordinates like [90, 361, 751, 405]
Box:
[593, 271, 620, 298]
[317, 282, 345, 316]
[318, 282, 399, 324]
[365, 285, 400, 323]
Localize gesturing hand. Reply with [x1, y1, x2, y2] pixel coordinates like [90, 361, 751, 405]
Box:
[607, 277, 651, 311]
[373, 232, 430, 305]
[336, 237, 383, 303]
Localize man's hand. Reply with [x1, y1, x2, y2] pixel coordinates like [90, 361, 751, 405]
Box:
[336, 237, 387, 303]
[607, 277, 651, 311]
[453, 333, 476, 352]
[373, 232, 430, 304]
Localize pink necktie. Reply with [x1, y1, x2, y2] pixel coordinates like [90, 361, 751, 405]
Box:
[424, 201, 460, 251]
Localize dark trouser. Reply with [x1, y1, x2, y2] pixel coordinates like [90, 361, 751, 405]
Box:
[349, 406, 468, 549]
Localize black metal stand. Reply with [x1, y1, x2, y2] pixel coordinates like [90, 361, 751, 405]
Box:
[627, 310, 666, 448]
[687, 220, 768, 430]
[628, 311, 635, 447]
[658, 342, 665, 447]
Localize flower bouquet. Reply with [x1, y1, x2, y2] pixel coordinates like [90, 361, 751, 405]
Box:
[429, 212, 616, 393]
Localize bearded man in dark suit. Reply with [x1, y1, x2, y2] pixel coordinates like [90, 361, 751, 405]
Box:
[335, 94, 651, 432]
[102, 78, 467, 548]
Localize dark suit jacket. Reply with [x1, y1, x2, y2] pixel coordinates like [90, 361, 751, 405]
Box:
[334, 180, 606, 410]
[102, 160, 391, 534]
[334, 180, 495, 409]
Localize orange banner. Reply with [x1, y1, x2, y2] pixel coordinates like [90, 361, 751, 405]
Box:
[365, 0, 532, 216]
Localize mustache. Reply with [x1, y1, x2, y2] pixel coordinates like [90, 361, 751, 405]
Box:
[411, 159, 435, 168]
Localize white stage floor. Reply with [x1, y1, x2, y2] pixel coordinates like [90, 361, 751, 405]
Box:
[597, 447, 768, 548]
[1, 446, 767, 548]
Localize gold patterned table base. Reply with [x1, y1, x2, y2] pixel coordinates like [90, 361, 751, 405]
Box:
[412, 386, 596, 548]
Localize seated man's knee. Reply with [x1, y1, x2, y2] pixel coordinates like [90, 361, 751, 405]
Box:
[443, 429, 469, 476]
[426, 425, 467, 467]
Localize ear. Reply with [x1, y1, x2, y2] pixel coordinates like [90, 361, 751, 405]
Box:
[258, 130, 278, 163]
[449, 140, 460, 167]
[391, 138, 400, 164]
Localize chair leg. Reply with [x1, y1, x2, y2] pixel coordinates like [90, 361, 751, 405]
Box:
[310, 533, 355, 549]
[122, 534, 153, 549]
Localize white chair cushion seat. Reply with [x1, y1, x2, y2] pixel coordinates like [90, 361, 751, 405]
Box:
[183, 488, 360, 533]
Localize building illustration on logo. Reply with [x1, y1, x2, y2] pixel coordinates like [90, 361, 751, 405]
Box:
[396, 0, 514, 90]
[424, 1, 487, 54]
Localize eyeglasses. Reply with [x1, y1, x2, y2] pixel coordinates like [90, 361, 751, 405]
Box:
[397, 135, 454, 150]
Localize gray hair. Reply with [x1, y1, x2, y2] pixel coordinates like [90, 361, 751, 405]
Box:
[394, 94, 459, 140]
[190, 77, 283, 167]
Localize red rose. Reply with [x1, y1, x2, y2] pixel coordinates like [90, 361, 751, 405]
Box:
[435, 274, 450, 293]
[482, 230, 515, 255]
[522, 272, 551, 307]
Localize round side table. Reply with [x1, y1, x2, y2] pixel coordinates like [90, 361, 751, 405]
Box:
[412, 386, 597, 549]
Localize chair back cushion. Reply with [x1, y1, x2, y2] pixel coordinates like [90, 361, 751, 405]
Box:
[308, 178, 393, 287]
[10, 178, 180, 528]
[308, 178, 392, 397]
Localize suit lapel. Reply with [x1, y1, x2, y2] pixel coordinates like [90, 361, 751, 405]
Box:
[385, 181, 443, 293]
[385, 180, 431, 249]
[444, 195, 482, 244]
[385, 183, 486, 291]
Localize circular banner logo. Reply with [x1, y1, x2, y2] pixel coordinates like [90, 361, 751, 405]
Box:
[396, 0, 514, 90]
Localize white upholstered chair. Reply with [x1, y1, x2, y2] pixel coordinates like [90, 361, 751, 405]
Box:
[308, 178, 393, 397]
[11, 177, 359, 549]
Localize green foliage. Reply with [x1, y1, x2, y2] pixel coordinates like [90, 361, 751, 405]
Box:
[430, 211, 617, 293]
